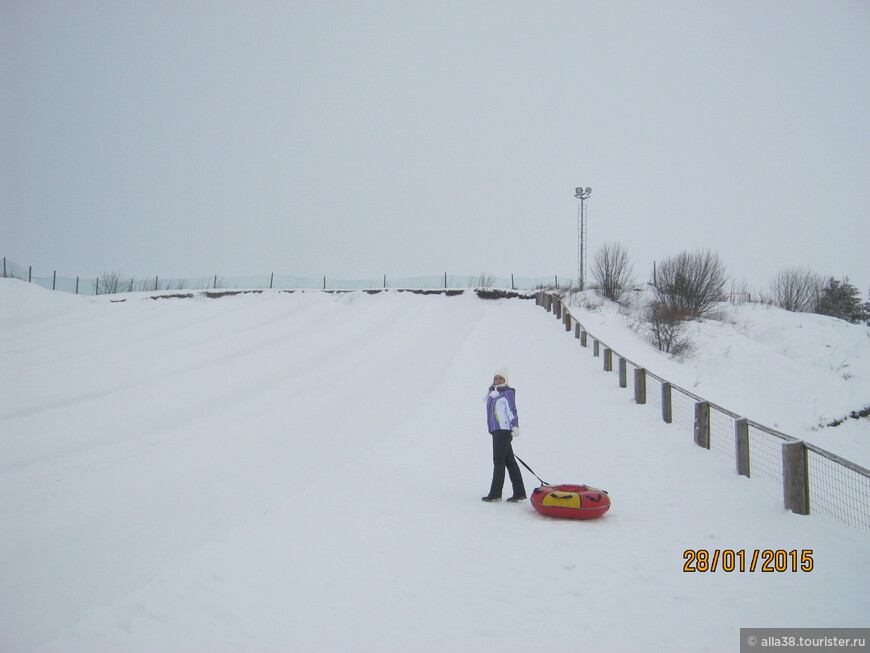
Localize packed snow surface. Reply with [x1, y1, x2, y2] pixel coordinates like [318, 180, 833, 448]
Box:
[1, 279, 868, 652]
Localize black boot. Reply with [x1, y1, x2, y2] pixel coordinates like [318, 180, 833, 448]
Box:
[506, 493, 527, 503]
[481, 494, 502, 502]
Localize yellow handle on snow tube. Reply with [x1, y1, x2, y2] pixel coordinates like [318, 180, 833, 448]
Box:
[541, 491, 582, 509]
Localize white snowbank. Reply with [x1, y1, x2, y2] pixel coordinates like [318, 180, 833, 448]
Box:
[564, 291, 870, 468]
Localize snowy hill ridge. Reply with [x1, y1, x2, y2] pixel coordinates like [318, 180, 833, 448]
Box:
[554, 290, 870, 467]
[2, 279, 869, 652]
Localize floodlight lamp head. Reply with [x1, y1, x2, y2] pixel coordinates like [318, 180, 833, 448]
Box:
[574, 186, 592, 200]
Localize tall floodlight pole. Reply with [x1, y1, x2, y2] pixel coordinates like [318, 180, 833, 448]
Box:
[574, 186, 591, 289]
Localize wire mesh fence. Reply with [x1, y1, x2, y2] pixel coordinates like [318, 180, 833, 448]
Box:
[670, 388, 698, 433]
[646, 377, 664, 417]
[806, 446, 870, 532]
[1, 258, 579, 294]
[747, 424, 790, 485]
[542, 292, 870, 534]
[710, 408, 736, 459]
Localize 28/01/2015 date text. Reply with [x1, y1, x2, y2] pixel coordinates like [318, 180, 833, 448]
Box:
[683, 549, 814, 572]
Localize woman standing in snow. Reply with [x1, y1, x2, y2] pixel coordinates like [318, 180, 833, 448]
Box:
[482, 369, 527, 502]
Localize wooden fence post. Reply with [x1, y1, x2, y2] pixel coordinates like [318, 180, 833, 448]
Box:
[782, 441, 809, 515]
[735, 418, 750, 478]
[661, 382, 672, 424]
[618, 357, 627, 388]
[574, 323, 581, 339]
[603, 347, 612, 371]
[554, 297, 562, 319]
[52, 270, 57, 290]
[634, 367, 646, 404]
[593, 340, 600, 357]
[580, 330, 588, 347]
[694, 401, 711, 449]
[75, 277, 80, 294]
[563, 311, 571, 331]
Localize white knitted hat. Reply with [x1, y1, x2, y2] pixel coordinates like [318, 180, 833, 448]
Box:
[494, 368, 510, 385]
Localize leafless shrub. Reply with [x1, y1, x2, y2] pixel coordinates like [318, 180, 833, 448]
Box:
[165, 279, 189, 291]
[96, 271, 126, 295]
[645, 299, 694, 356]
[472, 273, 495, 288]
[769, 267, 824, 312]
[591, 242, 637, 304]
[653, 249, 728, 319]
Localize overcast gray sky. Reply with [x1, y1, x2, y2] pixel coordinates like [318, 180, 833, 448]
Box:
[2, 1, 868, 293]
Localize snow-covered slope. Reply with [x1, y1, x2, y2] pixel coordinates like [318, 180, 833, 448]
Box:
[562, 291, 870, 468]
[1, 280, 867, 653]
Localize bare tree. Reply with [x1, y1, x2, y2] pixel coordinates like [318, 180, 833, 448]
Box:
[96, 271, 125, 295]
[769, 267, 824, 312]
[653, 249, 728, 319]
[591, 242, 637, 303]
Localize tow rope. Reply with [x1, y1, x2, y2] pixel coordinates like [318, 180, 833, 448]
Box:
[513, 454, 549, 486]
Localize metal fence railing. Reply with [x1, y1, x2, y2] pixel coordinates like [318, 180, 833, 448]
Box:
[540, 292, 870, 534]
[1, 257, 578, 294]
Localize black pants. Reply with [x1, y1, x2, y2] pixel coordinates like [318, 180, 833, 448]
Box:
[489, 430, 526, 497]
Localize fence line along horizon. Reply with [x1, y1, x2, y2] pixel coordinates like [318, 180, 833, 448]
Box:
[2, 258, 580, 294]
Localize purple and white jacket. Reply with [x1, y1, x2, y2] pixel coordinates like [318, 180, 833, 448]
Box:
[486, 385, 519, 433]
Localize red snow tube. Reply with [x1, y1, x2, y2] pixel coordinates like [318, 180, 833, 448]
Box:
[530, 484, 611, 520]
